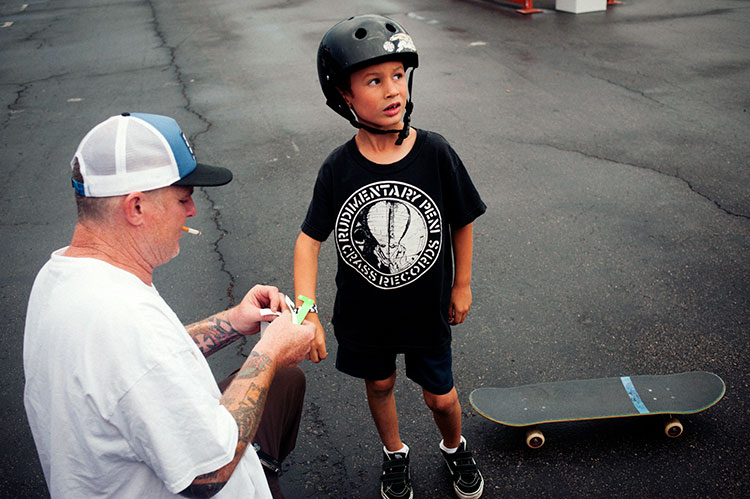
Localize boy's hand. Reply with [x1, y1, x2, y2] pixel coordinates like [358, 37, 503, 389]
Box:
[448, 283, 472, 325]
[306, 314, 328, 363]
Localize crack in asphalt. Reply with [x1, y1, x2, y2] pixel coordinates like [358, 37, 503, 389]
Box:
[588, 72, 674, 110]
[288, 401, 350, 496]
[2, 83, 29, 133]
[516, 140, 749, 220]
[145, 0, 236, 306]
[613, 8, 739, 26]
[3, 68, 75, 134]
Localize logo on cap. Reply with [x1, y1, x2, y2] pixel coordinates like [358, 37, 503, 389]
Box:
[180, 131, 195, 160]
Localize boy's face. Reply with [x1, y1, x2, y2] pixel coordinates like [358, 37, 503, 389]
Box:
[342, 60, 408, 130]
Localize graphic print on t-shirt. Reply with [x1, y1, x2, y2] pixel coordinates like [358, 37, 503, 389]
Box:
[335, 181, 442, 290]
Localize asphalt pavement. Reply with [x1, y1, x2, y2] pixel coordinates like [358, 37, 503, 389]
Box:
[1, 0, 748, 497]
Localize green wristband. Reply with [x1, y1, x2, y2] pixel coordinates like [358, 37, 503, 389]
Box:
[296, 295, 315, 324]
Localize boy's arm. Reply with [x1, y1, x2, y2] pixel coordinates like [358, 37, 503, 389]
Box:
[449, 223, 474, 325]
[294, 231, 327, 363]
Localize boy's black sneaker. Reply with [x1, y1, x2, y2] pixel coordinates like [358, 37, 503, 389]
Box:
[380, 446, 413, 499]
[440, 437, 484, 499]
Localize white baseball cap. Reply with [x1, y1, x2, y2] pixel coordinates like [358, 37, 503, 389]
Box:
[71, 113, 232, 197]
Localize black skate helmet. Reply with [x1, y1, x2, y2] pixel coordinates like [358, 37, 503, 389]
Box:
[317, 15, 419, 145]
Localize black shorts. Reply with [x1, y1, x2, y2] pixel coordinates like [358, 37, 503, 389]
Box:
[336, 344, 455, 395]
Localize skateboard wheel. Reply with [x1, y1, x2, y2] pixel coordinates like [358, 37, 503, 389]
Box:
[526, 428, 545, 448]
[665, 417, 683, 438]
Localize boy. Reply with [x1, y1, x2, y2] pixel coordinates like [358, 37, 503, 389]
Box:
[294, 15, 486, 499]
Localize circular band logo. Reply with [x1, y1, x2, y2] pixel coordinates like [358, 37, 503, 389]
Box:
[335, 181, 442, 289]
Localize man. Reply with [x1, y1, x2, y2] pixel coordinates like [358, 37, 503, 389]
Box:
[23, 113, 315, 498]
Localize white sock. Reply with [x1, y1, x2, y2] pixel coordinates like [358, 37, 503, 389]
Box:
[384, 443, 409, 455]
[440, 436, 465, 454]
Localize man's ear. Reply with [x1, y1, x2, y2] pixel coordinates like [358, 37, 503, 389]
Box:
[123, 192, 146, 227]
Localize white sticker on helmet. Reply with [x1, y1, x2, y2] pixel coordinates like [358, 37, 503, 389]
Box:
[386, 33, 415, 53]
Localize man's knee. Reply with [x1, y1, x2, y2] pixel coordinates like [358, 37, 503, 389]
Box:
[272, 366, 306, 404]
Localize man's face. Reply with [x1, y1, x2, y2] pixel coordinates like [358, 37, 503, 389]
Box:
[141, 185, 197, 266]
[344, 60, 408, 130]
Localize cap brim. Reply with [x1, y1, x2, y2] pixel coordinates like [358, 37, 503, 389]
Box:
[172, 163, 233, 187]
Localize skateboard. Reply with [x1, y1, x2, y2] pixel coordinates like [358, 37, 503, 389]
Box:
[469, 371, 725, 448]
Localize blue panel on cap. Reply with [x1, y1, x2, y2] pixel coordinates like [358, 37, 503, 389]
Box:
[71, 178, 87, 196]
[130, 113, 197, 179]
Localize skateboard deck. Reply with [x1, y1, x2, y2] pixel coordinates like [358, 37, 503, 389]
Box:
[470, 371, 725, 448]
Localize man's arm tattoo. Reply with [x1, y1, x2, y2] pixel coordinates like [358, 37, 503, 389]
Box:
[179, 391, 268, 497]
[186, 316, 242, 357]
[234, 352, 272, 380]
[178, 478, 226, 498]
[178, 353, 273, 497]
[227, 352, 272, 440]
[233, 382, 269, 443]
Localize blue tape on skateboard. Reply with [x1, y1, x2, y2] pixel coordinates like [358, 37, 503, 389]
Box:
[620, 376, 650, 414]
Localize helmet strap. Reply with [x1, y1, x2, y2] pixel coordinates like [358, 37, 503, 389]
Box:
[395, 70, 415, 146]
[395, 101, 413, 146]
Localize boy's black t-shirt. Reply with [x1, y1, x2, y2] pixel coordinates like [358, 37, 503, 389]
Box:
[301, 129, 486, 353]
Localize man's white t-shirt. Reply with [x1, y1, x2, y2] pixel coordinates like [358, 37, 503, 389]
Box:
[23, 249, 271, 498]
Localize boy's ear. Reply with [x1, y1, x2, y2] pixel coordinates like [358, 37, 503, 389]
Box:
[337, 87, 352, 107]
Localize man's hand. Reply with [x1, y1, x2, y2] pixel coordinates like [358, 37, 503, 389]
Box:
[227, 285, 287, 335]
[186, 285, 289, 357]
[254, 310, 316, 369]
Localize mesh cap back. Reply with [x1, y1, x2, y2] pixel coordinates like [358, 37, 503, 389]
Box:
[71, 113, 232, 197]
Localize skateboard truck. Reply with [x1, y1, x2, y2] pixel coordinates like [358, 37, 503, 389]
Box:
[525, 415, 682, 449]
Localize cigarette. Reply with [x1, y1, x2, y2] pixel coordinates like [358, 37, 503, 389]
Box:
[182, 226, 201, 236]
